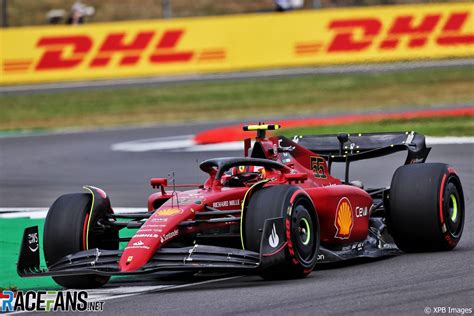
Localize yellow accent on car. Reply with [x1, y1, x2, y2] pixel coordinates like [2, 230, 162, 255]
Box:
[82, 186, 95, 250]
[243, 124, 280, 131]
[240, 179, 272, 250]
[156, 208, 182, 216]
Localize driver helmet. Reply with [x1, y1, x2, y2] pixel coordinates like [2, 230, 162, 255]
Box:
[231, 165, 265, 176]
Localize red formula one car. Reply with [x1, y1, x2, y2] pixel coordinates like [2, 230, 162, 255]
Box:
[18, 124, 465, 288]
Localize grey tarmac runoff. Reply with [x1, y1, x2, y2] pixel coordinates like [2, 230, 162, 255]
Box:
[0, 121, 472, 315]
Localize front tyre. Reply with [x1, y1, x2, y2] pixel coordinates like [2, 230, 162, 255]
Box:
[43, 193, 118, 288]
[387, 163, 464, 252]
[244, 185, 320, 280]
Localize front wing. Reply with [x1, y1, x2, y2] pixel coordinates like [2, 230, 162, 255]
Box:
[17, 227, 261, 278]
[18, 217, 401, 279]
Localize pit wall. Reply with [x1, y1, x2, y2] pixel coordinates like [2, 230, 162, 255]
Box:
[1, 2, 473, 84]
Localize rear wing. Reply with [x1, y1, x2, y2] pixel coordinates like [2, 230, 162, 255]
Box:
[293, 131, 431, 164]
[286, 132, 431, 183]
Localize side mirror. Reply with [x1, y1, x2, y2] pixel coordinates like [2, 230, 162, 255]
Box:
[150, 178, 168, 194]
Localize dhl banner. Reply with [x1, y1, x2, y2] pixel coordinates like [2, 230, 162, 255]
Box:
[1, 2, 473, 84]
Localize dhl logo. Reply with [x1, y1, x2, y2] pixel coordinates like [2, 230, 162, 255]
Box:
[1, 3, 473, 83]
[295, 11, 474, 55]
[2, 29, 226, 73]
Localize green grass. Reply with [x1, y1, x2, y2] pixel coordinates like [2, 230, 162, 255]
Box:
[278, 116, 474, 137]
[0, 66, 473, 131]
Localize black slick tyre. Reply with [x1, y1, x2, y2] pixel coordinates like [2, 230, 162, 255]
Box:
[43, 193, 118, 288]
[387, 163, 464, 252]
[244, 185, 320, 280]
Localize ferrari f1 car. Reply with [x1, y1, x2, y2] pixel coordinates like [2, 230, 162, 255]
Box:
[18, 124, 465, 288]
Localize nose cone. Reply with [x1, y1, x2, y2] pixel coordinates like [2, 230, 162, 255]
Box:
[119, 244, 155, 272]
[118, 206, 192, 272]
[119, 230, 161, 272]
[119, 254, 142, 272]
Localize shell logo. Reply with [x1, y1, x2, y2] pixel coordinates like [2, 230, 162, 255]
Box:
[334, 197, 353, 239]
[156, 208, 182, 216]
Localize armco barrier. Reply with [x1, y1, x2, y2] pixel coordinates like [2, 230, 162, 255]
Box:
[1, 2, 473, 84]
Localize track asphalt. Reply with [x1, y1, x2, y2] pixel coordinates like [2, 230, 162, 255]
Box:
[0, 119, 472, 315]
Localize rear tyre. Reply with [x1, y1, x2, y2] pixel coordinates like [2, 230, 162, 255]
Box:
[244, 185, 320, 280]
[43, 193, 118, 288]
[387, 163, 464, 252]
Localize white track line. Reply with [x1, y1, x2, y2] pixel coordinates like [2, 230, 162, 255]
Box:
[110, 135, 195, 152]
[185, 141, 243, 152]
[426, 136, 474, 145]
[92, 275, 243, 302]
[0, 208, 147, 219]
[5, 276, 243, 315]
